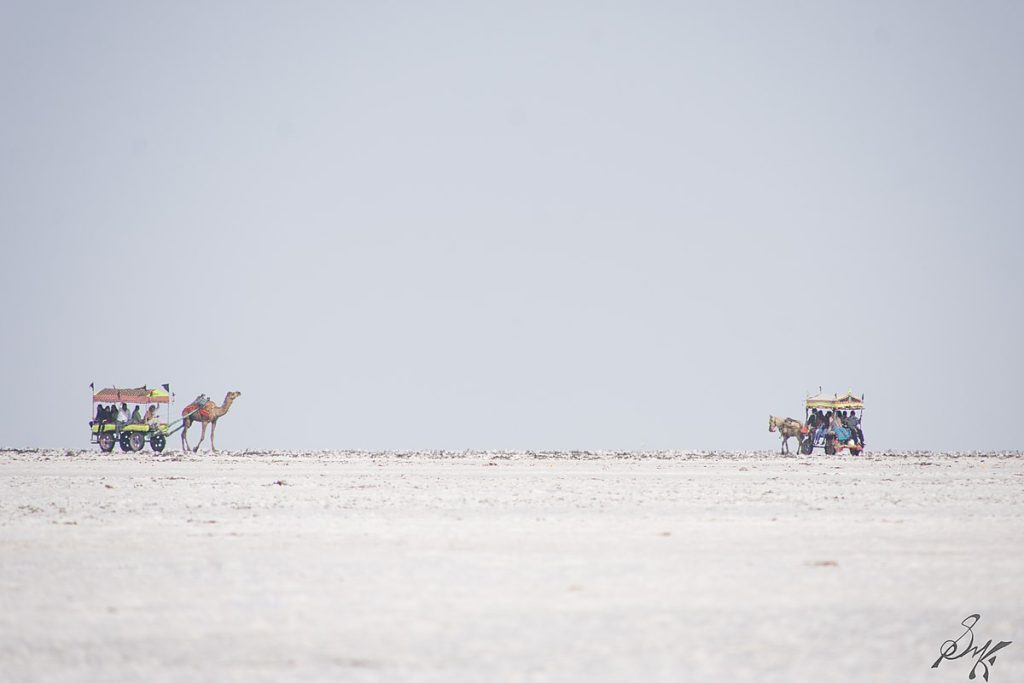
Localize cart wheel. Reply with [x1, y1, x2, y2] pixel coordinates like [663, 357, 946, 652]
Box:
[119, 432, 132, 452]
[824, 438, 836, 455]
[98, 432, 116, 453]
[127, 432, 145, 452]
[800, 438, 813, 455]
[150, 433, 166, 453]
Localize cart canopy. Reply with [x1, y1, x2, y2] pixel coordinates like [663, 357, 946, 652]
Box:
[805, 391, 864, 410]
[93, 386, 170, 404]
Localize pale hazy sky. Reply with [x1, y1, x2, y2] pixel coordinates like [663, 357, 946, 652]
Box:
[1, 1, 1021, 451]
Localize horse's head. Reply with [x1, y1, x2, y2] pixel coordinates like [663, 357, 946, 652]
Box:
[768, 415, 777, 432]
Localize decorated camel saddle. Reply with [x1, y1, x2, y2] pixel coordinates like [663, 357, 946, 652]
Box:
[182, 394, 212, 420]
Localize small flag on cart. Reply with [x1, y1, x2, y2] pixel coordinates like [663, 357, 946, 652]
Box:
[89, 382, 94, 390]
[162, 383, 170, 392]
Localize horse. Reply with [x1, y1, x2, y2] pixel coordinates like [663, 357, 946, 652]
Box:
[768, 415, 805, 455]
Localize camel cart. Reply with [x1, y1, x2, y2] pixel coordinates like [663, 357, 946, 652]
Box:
[800, 391, 865, 455]
[89, 385, 199, 453]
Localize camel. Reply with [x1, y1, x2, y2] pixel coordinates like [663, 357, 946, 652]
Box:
[768, 415, 805, 455]
[181, 391, 241, 453]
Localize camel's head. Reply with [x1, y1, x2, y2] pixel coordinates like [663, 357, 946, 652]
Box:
[768, 415, 777, 432]
[227, 391, 242, 401]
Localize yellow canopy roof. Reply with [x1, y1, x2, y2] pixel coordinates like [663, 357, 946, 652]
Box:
[806, 391, 864, 410]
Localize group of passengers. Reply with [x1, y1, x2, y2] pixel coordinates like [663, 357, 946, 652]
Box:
[92, 403, 161, 432]
[806, 409, 865, 447]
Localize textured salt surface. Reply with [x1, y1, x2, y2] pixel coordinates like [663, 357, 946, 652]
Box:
[1, 450, 1021, 682]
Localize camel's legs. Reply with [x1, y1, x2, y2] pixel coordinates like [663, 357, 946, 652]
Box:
[181, 419, 191, 452]
[193, 421, 208, 453]
[210, 420, 217, 453]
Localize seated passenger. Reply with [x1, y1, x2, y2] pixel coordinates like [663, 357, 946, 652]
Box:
[117, 403, 130, 430]
[847, 410, 864, 446]
[144, 405, 160, 427]
[814, 411, 829, 441]
[833, 423, 852, 444]
[130, 405, 143, 424]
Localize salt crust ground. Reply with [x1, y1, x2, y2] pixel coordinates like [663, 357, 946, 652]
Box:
[1, 449, 1022, 682]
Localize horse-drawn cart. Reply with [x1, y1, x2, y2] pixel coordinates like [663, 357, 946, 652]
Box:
[800, 391, 865, 456]
[89, 385, 201, 453]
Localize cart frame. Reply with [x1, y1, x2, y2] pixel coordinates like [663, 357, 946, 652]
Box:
[89, 385, 197, 453]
